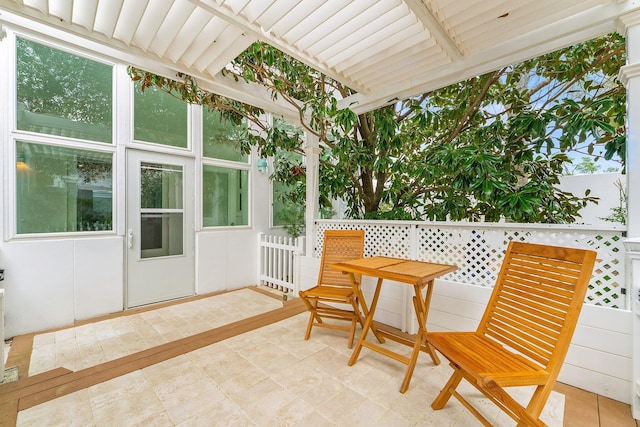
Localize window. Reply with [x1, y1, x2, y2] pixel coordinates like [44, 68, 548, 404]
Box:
[270, 120, 305, 229]
[201, 110, 250, 227]
[133, 82, 188, 148]
[13, 37, 115, 236]
[202, 165, 248, 227]
[16, 141, 113, 234]
[203, 109, 248, 162]
[272, 159, 305, 228]
[16, 37, 112, 143]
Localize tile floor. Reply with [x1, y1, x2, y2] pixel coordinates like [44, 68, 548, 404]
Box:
[16, 289, 564, 426]
[28, 288, 282, 376]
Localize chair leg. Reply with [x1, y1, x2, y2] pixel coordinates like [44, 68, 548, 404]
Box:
[347, 317, 357, 349]
[483, 380, 546, 427]
[517, 385, 552, 427]
[301, 296, 321, 341]
[432, 367, 464, 410]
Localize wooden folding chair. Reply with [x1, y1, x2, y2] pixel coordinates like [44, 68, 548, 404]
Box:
[426, 241, 597, 426]
[299, 229, 365, 348]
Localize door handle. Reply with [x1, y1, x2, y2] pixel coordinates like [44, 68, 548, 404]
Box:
[128, 229, 133, 249]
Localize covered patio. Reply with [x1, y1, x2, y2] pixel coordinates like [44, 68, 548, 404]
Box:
[2, 288, 635, 425]
[0, 0, 639, 425]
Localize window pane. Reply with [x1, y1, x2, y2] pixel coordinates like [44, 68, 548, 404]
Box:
[16, 141, 113, 234]
[16, 38, 112, 143]
[133, 82, 187, 148]
[273, 181, 292, 227]
[141, 163, 183, 209]
[202, 109, 248, 162]
[141, 213, 183, 259]
[202, 165, 248, 227]
[272, 149, 305, 227]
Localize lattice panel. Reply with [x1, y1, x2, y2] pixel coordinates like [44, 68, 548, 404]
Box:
[317, 222, 627, 309]
[316, 223, 412, 259]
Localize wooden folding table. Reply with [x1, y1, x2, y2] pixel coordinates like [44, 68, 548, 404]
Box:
[332, 256, 457, 393]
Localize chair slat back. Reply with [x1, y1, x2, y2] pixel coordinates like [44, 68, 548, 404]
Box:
[478, 241, 596, 370]
[318, 230, 365, 288]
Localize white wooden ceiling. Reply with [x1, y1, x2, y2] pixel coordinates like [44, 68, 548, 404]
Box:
[0, 0, 637, 119]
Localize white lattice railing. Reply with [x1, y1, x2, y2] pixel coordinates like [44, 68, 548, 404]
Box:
[258, 233, 305, 294]
[316, 220, 628, 309]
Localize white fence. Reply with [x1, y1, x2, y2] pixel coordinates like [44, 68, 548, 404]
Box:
[258, 233, 305, 294]
[316, 220, 628, 309]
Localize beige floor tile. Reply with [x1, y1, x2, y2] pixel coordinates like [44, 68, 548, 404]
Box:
[17, 389, 94, 427]
[335, 398, 388, 426]
[316, 386, 368, 424]
[176, 399, 255, 427]
[91, 386, 165, 426]
[18, 290, 567, 427]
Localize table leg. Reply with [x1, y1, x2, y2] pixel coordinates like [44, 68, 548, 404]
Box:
[400, 280, 439, 393]
[348, 273, 385, 344]
[348, 277, 384, 366]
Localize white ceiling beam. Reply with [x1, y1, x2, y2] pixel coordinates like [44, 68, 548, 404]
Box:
[202, 33, 257, 75]
[255, 0, 300, 34]
[340, 1, 637, 114]
[149, 0, 195, 57]
[327, 14, 422, 70]
[348, 41, 443, 84]
[319, 4, 412, 66]
[132, 0, 172, 51]
[460, 0, 603, 54]
[48, 0, 71, 23]
[164, 10, 210, 62]
[93, 0, 123, 39]
[334, 23, 428, 74]
[404, 0, 463, 59]
[359, 50, 450, 90]
[179, 17, 231, 67]
[289, 1, 370, 51]
[71, 0, 98, 32]
[310, 1, 401, 58]
[280, 1, 353, 45]
[112, 0, 148, 46]
[186, 0, 371, 94]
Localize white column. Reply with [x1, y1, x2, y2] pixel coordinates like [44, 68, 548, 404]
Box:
[618, 11, 640, 420]
[304, 133, 321, 257]
[620, 14, 640, 239]
[627, 249, 640, 419]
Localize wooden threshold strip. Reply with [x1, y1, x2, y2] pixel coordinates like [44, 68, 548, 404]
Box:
[0, 298, 305, 427]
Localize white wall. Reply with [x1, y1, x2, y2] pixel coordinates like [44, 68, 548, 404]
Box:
[559, 173, 625, 225]
[0, 237, 123, 338]
[196, 230, 263, 294]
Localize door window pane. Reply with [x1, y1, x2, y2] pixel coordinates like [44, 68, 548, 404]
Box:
[140, 162, 184, 258]
[134, 82, 188, 148]
[203, 109, 248, 162]
[140, 213, 183, 259]
[16, 38, 112, 143]
[141, 164, 183, 209]
[203, 165, 248, 227]
[16, 141, 113, 234]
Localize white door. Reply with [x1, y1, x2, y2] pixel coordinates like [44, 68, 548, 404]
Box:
[126, 150, 195, 307]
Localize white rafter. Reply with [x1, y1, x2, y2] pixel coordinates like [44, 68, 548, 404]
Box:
[0, 0, 638, 117]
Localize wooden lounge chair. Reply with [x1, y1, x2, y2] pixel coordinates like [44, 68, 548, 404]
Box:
[426, 241, 597, 426]
[299, 229, 365, 348]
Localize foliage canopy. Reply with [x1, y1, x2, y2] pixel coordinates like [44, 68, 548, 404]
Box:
[129, 32, 626, 223]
